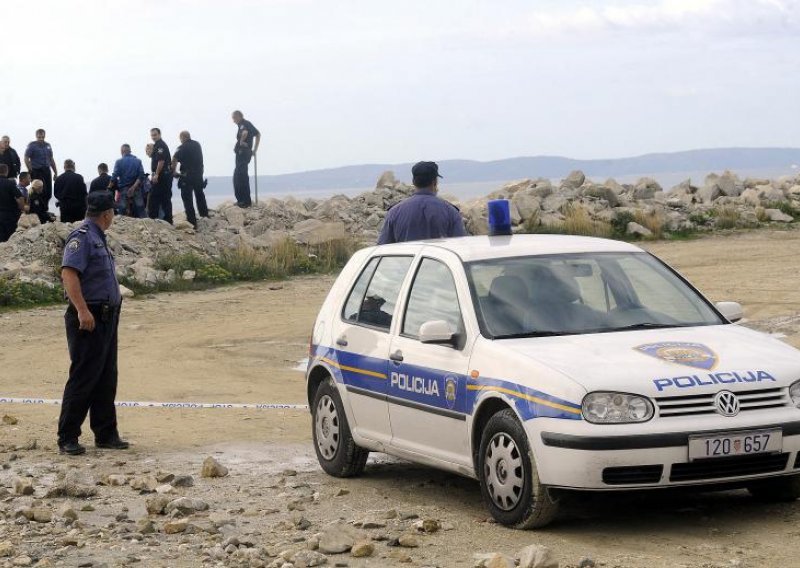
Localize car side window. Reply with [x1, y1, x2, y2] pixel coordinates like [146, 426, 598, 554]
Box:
[342, 257, 380, 321]
[354, 256, 413, 330]
[403, 258, 463, 338]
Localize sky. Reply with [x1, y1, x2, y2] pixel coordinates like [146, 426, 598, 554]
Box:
[3, 0, 799, 177]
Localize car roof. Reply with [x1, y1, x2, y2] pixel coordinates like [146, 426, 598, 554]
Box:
[375, 234, 644, 262]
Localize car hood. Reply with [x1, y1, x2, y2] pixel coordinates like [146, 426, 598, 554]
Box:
[497, 324, 800, 396]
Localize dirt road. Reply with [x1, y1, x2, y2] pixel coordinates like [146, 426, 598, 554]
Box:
[2, 229, 800, 567]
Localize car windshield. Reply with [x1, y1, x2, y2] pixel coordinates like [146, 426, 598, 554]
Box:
[465, 252, 725, 339]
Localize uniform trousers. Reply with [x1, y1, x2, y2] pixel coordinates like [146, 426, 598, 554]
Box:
[233, 148, 252, 206]
[179, 176, 208, 227]
[30, 167, 52, 209]
[58, 303, 121, 446]
[147, 176, 173, 224]
[59, 204, 86, 223]
[0, 213, 19, 242]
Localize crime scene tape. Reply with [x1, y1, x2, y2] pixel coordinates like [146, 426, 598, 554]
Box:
[0, 397, 309, 410]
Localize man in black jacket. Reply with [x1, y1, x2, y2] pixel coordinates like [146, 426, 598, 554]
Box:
[0, 138, 19, 179]
[89, 163, 111, 193]
[171, 131, 207, 228]
[2, 136, 21, 179]
[54, 160, 88, 223]
[0, 165, 24, 241]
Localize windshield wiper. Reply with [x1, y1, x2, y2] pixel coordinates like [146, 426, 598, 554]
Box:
[492, 331, 571, 339]
[604, 322, 689, 332]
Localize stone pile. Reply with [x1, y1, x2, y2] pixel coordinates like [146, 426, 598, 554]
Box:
[1, 169, 799, 289]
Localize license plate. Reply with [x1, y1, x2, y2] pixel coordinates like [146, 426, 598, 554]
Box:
[688, 429, 782, 461]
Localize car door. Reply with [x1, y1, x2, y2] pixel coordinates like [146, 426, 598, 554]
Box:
[387, 251, 473, 467]
[334, 254, 415, 445]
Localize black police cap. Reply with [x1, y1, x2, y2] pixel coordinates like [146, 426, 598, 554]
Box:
[411, 161, 443, 180]
[87, 191, 115, 214]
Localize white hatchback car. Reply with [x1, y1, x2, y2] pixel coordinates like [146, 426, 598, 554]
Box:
[305, 234, 800, 528]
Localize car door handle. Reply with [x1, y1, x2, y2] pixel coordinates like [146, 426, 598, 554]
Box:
[389, 350, 404, 362]
[336, 335, 348, 347]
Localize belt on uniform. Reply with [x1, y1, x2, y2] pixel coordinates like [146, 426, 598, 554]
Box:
[67, 302, 121, 320]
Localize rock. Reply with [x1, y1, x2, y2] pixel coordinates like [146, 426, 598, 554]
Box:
[317, 522, 358, 554]
[511, 191, 542, 220]
[130, 475, 159, 492]
[119, 284, 135, 299]
[578, 558, 596, 568]
[11, 555, 32, 566]
[376, 171, 397, 188]
[413, 519, 441, 534]
[474, 553, 515, 568]
[582, 184, 619, 207]
[626, 221, 652, 237]
[518, 544, 559, 568]
[163, 519, 189, 534]
[165, 497, 209, 515]
[59, 506, 78, 521]
[2, 414, 18, 425]
[13, 478, 34, 496]
[397, 534, 419, 548]
[171, 474, 194, 487]
[562, 170, 586, 189]
[389, 550, 413, 563]
[765, 208, 793, 222]
[181, 269, 196, 281]
[145, 495, 171, 515]
[30, 507, 52, 523]
[351, 541, 374, 558]
[0, 541, 14, 557]
[105, 474, 128, 486]
[633, 177, 662, 200]
[155, 484, 175, 494]
[291, 550, 328, 567]
[201, 456, 229, 478]
[293, 219, 347, 245]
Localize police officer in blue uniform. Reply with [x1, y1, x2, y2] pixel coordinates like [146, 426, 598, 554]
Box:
[377, 161, 467, 244]
[59, 191, 128, 455]
[231, 110, 260, 208]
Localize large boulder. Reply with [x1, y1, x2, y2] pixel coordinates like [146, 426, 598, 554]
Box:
[292, 219, 347, 245]
[561, 170, 586, 189]
[582, 184, 619, 207]
[511, 190, 542, 220]
[632, 177, 663, 200]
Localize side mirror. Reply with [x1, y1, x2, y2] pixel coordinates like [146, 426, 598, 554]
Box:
[716, 301, 743, 323]
[419, 320, 457, 345]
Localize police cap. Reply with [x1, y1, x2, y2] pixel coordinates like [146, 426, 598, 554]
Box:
[87, 191, 115, 214]
[411, 161, 443, 188]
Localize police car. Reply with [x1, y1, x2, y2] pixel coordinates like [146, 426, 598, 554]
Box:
[305, 234, 800, 528]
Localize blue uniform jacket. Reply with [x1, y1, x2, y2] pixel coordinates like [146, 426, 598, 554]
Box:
[62, 219, 122, 306]
[378, 189, 467, 245]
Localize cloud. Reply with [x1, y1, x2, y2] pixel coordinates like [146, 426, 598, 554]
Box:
[520, 0, 800, 38]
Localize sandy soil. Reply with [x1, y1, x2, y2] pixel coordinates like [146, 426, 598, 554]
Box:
[2, 229, 800, 567]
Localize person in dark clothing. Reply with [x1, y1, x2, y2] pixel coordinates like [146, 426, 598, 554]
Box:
[0, 165, 24, 242]
[89, 163, 111, 193]
[24, 129, 58, 210]
[148, 128, 173, 224]
[27, 180, 53, 224]
[58, 191, 128, 456]
[0, 138, 19, 179]
[171, 131, 207, 228]
[231, 110, 260, 208]
[1, 136, 21, 179]
[377, 161, 467, 244]
[54, 160, 88, 223]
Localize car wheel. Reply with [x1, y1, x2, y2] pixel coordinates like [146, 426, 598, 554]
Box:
[747, 474, 800, 502]
[312, 377, 369, 477]
[478, 409, 558, 529]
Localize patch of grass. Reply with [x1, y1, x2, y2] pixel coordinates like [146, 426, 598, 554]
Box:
[688, 212, 709, 225]
[713, 205, 740, 229]
[610, 211, 635, 239]
[524, 205, 613, 238]
[633, 210, 665, 239]
[0, 278, 64, 310]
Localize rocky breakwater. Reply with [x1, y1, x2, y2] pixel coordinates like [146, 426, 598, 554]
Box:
[1, 169, 799, 290]
[459, 170, 800, 237]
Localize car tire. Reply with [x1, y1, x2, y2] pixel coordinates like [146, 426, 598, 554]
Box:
[478, 409, 558, 529]
[747, 474, 800, 502]
[312, 377, 369, 477]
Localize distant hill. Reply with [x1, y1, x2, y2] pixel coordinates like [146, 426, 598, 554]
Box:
[206, 147, 800, 195]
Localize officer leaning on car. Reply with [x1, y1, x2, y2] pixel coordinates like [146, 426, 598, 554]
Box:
[58, 191, 129, 456]
[377, 161, 467, 244]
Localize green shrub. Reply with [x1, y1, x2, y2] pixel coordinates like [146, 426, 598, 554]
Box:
[0, 279, 64, 309]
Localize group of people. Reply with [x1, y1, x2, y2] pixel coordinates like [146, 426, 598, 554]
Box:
[0, 111, 261, 242]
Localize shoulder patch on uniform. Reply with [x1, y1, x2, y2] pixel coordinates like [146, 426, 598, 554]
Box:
[67, 239, 81, 252]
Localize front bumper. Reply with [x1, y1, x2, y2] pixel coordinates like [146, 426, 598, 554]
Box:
[527, 411, 800, 489]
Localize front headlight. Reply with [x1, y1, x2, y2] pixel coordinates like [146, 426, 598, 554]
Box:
[582, 392, 654, 424]
[790, 380, 800, 409]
